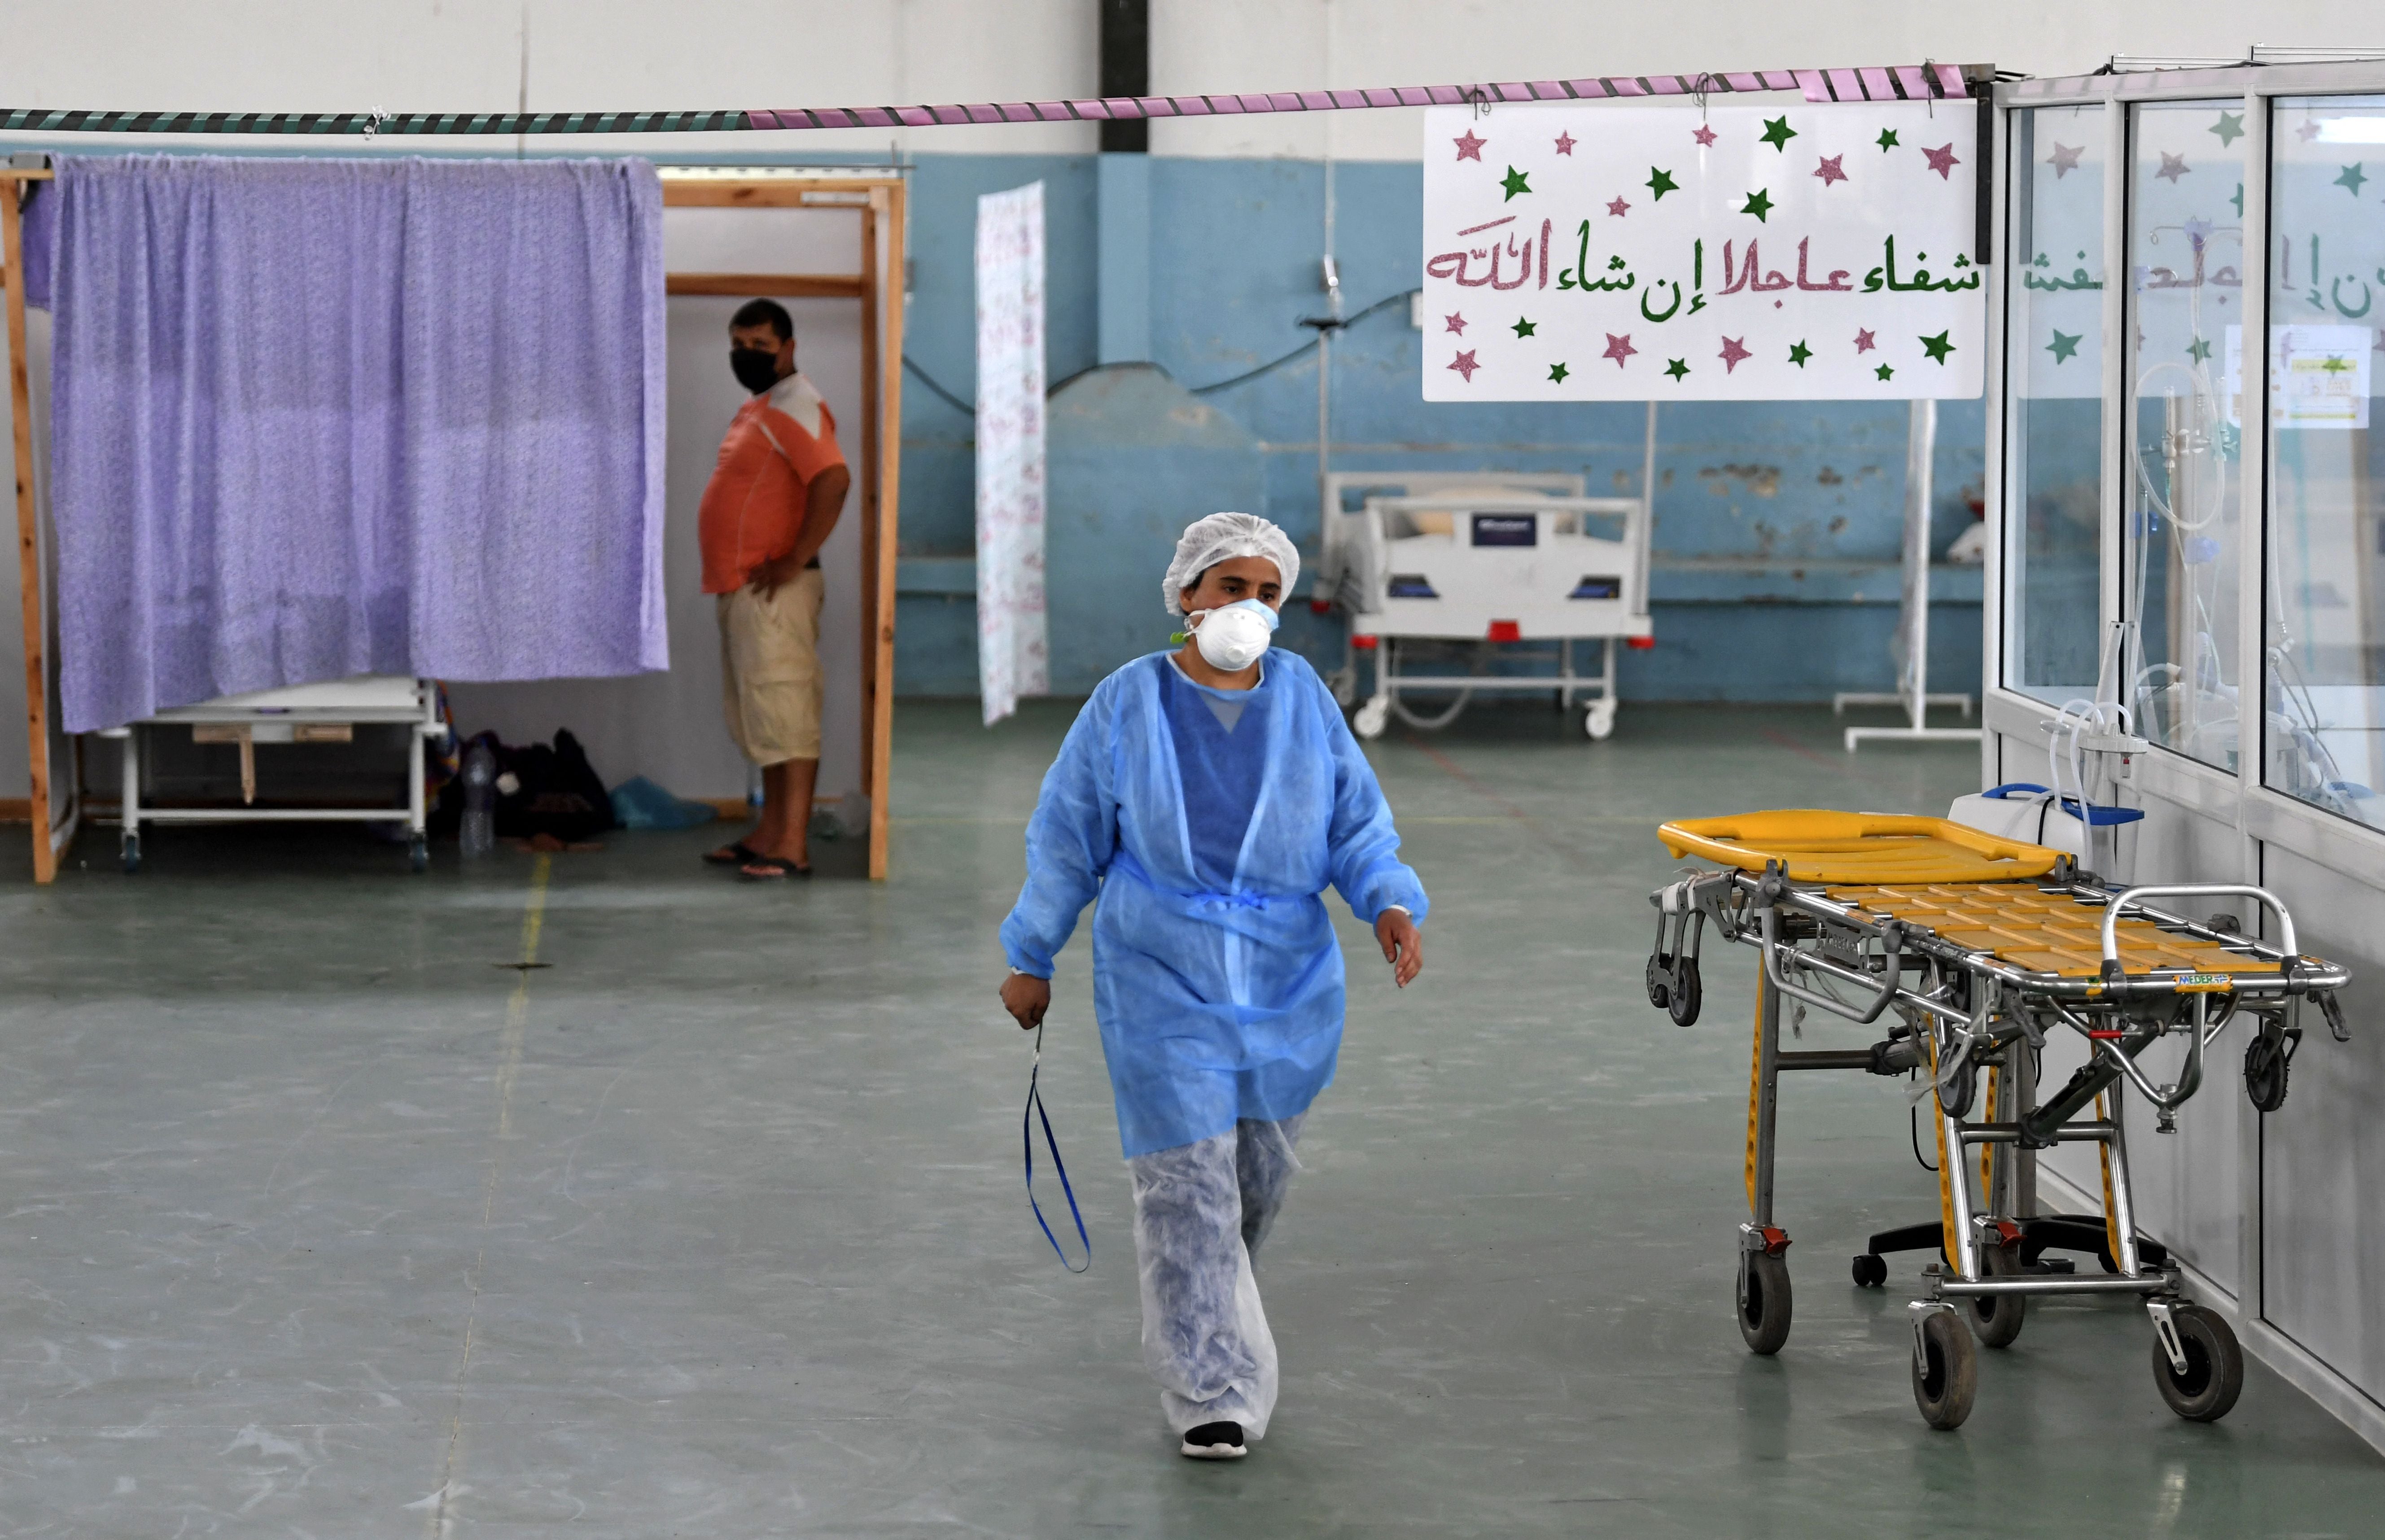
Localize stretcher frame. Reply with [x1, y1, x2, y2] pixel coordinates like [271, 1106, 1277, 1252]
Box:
[1647, 814, 2351, 1430]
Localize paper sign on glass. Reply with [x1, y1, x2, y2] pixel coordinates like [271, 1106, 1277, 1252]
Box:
[1422, 102, 1984, 401]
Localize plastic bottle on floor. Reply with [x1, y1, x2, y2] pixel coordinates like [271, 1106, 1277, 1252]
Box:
[460, 742, 497, 859]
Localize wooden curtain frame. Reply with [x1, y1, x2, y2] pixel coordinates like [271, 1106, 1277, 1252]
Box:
[2, 166, 907, 882]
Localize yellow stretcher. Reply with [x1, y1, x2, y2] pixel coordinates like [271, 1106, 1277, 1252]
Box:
[1645, 810, 2351, 1431]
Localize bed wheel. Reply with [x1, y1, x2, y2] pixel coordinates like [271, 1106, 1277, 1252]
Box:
[2244, 1021, 2296, 1113]
[1969, 1247, 2027, 1348]
[1666, 956, 1702, 1027]
[2152, 1305, 2243, 1422]
[1851, 1253, 1887, 1288]
[1645, 953, 1672, 1009]
[408, 836, 429, 874]
[120, 833, 141, 875]
[1583, 702, 1615, 740]
[1736, 1251, 1792, 1354]
[1354, 698, 1390, 740]
[1912, 1306, 1978, 1430]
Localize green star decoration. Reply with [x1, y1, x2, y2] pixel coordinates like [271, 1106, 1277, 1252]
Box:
[1760, 116, 1797, 152]
[2211, 111, 2245, 146]
[2231, 182, 2245, 216]
[2187, 336, 2213, 362]
[1877, 128, 1899, 152]
[2047, 330, 2082, 363]
[1512, 316, 1538, 339]
[1788, 340, 1812, 367]
[1919, 331, 1956, 365]
[1875, 363, 1895, 381]
[1500, 165, 1532, 200]
[1547, 361, 1571, 384]
[1646, 166, 1679, 200]
[1741, 189, 1775, 222]
[1664, 358, 1691, 381]
[2336, 163, 2368, 196]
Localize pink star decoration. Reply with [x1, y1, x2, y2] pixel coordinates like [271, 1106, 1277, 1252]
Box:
[1444, 312, 1467, 335]
[1554, 130, 1577, 156]
[1602, 333, 1637, 367]
[2296, 119, 2322, 143]
[1606, 195, 1630, 218]
[1693, 123, 1718, 147]
[1448, 349, 1481, 383]
[2048, 143, 2084, 178]
[1813, 153, 1847, 187]
[1453, 129, 1486, 162]
[1718, 336, 1753, 373]
[2156, 152, 2190, 183]
[1922, 143, 1961, 179]
[1854, 329, 1877, 353]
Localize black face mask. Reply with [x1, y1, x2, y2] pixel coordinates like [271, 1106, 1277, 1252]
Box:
[731, 347, 783, 395]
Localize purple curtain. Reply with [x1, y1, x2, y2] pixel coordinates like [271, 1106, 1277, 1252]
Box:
[47, 154, 667, 733]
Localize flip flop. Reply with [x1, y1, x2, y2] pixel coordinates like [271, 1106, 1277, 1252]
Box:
[703, 841, 761, 867]
[739, 855, 813, 879]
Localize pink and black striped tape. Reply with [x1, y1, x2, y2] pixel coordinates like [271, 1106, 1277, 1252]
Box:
[748, 64, 1978, 133]
[0, 63, 1978, 139]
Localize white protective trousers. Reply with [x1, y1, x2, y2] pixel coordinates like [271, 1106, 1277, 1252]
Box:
[1126, 1114, 1305, 1438]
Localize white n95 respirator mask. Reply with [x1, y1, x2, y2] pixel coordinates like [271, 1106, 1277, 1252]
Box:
[1190, 599, 1279, 672]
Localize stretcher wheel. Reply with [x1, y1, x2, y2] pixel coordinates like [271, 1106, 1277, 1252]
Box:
[120, 833, 142, 875]
[1851, 1253, 1887, 1288]
[1328, 666, 1357, 707]
[1912, 1308, 1978, 1430]
[2243, 1023, 2294, 1113]
[1736, 1252, 1792, 1355]
[1354, 698, 1390, 740]
[1645, 954, 1672, 1009]
[1666, 957, 1702, 1027]
[2152, 1305, 2243, 1422]
[1583, 702, 1615, 741]
[408, 836, 429, 874]
[1934, 1056, 1976, 1120]
[1969, 1247, 2027, 1349]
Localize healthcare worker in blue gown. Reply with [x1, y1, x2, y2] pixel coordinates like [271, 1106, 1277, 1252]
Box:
[999, 511, 1428, 1462]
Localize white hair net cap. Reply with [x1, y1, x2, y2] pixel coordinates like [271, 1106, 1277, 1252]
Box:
[1163, 512, 1300, 615]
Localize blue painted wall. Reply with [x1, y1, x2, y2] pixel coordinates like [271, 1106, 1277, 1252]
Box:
[892, 153, 1987, 703]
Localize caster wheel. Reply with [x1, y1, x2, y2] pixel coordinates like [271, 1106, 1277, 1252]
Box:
[1354, 699, 1390, 740]
[2152, 1305, 2244, 1422]
[408, 837, 429, 874]
[2244, 1023, 2295, 1113]
[1969, 1247, 2027, 1349]
[1851, 1253, 1887, 1288]
[1584, 704, 1615, 741]
[1645, 953, 1672, 1010]
[1934, 1055, 1977, 1120]
[1912, 1308, 1979, 1430]
[1666, 956, 1702, 1027]
[120, 835, 142, 875]
[1737, 1251, 1793, 1355]
[1329, 667, 1357, 708]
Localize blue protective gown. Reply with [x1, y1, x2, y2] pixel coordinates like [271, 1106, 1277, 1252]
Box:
[1001, 650, 1429, 1157]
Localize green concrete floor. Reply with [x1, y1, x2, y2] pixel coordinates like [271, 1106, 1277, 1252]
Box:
[1, 701, 2380, 1536]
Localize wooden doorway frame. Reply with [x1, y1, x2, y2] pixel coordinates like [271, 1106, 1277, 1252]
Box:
[2, 163, 907, 882]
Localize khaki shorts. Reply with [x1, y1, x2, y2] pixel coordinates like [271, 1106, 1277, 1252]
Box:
[717, 567, 824, 765]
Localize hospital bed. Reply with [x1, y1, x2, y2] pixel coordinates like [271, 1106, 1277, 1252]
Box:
[1327, 485, 1651, 742]
[1643, 810, 2351, 1429]
[100, 676, 448, 873]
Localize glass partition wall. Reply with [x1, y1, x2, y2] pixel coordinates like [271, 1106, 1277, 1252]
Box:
[2264, 93, 2385, 825]
[1996, 64, 2385, 847]
[2004, 105, 2108, 703]
[2126, 102, 2248, 769]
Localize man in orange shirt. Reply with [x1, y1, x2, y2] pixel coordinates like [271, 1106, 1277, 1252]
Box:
[698, 299, 853, 878]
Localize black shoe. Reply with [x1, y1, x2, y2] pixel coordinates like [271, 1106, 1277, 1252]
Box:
[1179, 1421, 1247, 1460]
